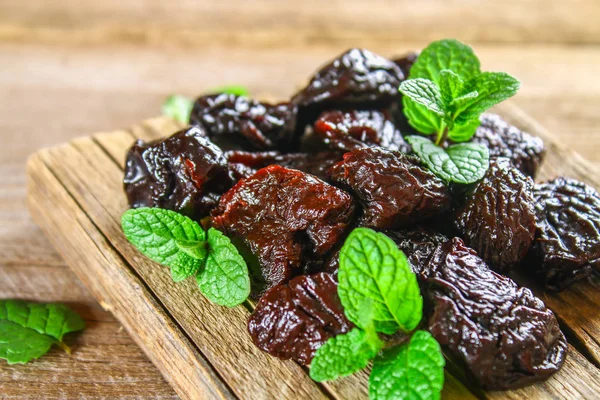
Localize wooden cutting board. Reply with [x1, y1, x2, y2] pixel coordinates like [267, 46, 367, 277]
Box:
[26, 102, 600, 400]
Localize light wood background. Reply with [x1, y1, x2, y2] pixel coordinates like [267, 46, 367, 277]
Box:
[1, 1, 599, 398]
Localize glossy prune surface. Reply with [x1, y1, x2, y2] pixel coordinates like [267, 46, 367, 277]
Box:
[454, 158, 536, 273]
[422, 237, 567, 390]
[313, 109, 410, 153]
[385, 228, 448, 274]
[212, 165, 355, 294]
[292, 49, 404, 113]
[471, 113, 546, 178]
[528, 177, 600, 291]
[247, 272, 352, 365]
[329, 148, 451, 229]
[190, 93, 297, 151]
[123, 126, 232, 218]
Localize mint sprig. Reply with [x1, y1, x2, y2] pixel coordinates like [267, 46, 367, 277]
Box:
[399, 38, 519, 184]
[0, 300, 85, 364]
[338, 228, 422, 334]
[369, 330, 445, 400]
[309, 229, 445, 400]
[122, 208, 250, 307]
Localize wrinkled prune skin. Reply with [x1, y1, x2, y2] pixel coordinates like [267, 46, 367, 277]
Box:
[454, 158, 536, 273]
[248, 273, 352, 365]
[384, 229, 448, 274]
[422, 237, 567, 390]
[225, 150, 343, 181]
[528, 177, 600, 291]
[313, 110, 410, 153]
[392, 51, 418, 77]
[329, 148, 451, 229]
[124, 126, 232, 218]
[190, 93, 297, 151]
[471, 114, 546, 178]
[292, 49, 404, 125]
[212, 166, 355, 293]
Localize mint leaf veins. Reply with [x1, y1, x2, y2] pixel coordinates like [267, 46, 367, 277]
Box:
[337, 228, 422, 335]
[0, 300, 85, 364]
[122, 208, 250, 307]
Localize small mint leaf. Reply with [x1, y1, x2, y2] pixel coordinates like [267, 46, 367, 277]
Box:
[369, 330, 445, 400]
[121, 208, 206, 270]
[409, 39, 481, 83]
[399, 79, 445, 116]
[402, 96, 442, 135]
[310, 327, 384, 382]
[338, 228, 423, 334]
[0, 300, 85, 364]
[197, 228, 250, 307]
[162, 95, 193, 124]
[447, 118, 481, 143]
[170, 252, 203, 282]
[176, 239, 208, 261]
[456, 72, 520, 122]
[439, 69, 464, 105]
[406, 136, 489, 184]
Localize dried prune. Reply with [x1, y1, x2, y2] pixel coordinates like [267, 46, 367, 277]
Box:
[225, 150, 343, 181]
[471, 113, 546, 178]
[124, 126, 232, 218]
[392, 51, 418, 77]
[384, 228, 448, 274]
[454, 158, 536, 273]
[292, 49, 404, 124]
[328, 148, 451, 229]
[313, 109, 410, 153]
[212, 165, 355, 293]
[528, 177, 600, 291]
[248, 272, 352, 365]
[190, 93, 297, 151]
[422, 237, 567, 390]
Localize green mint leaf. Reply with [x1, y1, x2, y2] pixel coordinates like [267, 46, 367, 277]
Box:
[0, 300, 85, 364]
[121, 208, 206, 280]
[398, 79, 445, 116]
[402, 96, 442, 135]
[338, 228, 423, 334]
[439, 69, 464, 105]
[408, 39, 480, 83]
[406, 136, 489, 184]
[211, 85, 250, 97]
[310, 327, 384, 382]
[162, 95, 193, 124]
[456, 72, 520, 123]
[369, 330, 445, 400]
[447, 117, 481, 143]
[197, 228, 250, 307]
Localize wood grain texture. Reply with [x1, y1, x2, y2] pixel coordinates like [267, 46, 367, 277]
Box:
[24, 104, 600, 399]
[1, 0, 599, 46]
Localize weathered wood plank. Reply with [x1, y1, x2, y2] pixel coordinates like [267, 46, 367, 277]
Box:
[27, 154, 231, 400]
[1, 0, 599, 45]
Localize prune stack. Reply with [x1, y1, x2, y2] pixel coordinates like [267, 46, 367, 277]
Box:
[122, 47, 600, 392]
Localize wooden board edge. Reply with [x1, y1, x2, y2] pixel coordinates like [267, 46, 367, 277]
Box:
[26, 150, 236, 400]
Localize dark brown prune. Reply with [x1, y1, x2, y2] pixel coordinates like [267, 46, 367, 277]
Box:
[454, 158, 536, 273]
[313, 109, 410, 153]
[292, 49, 404, 115]
[471, 113, 546, 178]
[124, 125, 232, 218]
[212, 165, 355, 293]
[422, 237, 567, 390]
[190, 93, 297, 151]
[392, 51, 418, 77]
[225, 150, 343, 181]
[328, 147, 451, 229]
[528, 177, 600, 291]
[384, 229, 448, 275]
[248, 272, 352, 365]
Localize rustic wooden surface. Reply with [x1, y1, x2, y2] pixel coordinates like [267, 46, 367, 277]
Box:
[2, 0, 600, 398]
[24, 105, 600, 400]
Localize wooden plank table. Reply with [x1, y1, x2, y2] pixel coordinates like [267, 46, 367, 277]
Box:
[2, 1, 600, 398]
